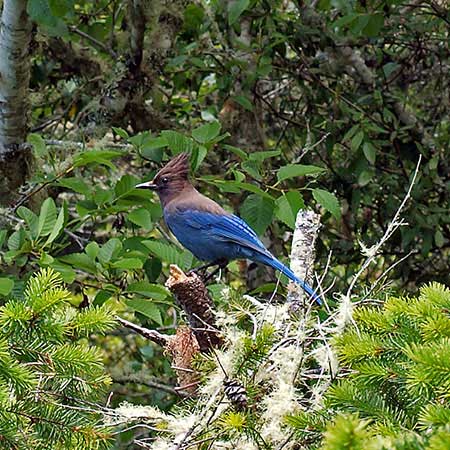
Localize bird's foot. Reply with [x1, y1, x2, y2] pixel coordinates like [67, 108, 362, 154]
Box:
[188, 259, 228, 283]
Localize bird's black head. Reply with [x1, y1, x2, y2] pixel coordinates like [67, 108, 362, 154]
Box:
[136, 152, 191, 206]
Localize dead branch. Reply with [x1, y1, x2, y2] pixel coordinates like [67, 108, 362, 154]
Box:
[165, 265, 223, 351]
[288, 210, 321, 307]
[115, 316, 169, 347]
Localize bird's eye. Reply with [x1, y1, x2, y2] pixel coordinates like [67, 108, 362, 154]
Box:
[161, 177, 169, 184]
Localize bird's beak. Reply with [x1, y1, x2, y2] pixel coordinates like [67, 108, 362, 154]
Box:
[135, 181, 158, 190]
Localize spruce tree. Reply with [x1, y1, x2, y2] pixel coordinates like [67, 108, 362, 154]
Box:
[0, 268, 115, 449]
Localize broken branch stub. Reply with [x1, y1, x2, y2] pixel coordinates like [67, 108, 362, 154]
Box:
[165, 265, 223, 351]
[288, 210, 321, 307]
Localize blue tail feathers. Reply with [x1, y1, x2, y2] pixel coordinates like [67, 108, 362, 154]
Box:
[255, 254, 322, 305]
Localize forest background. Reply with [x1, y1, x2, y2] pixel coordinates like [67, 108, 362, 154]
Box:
[0, 0, 448, 449]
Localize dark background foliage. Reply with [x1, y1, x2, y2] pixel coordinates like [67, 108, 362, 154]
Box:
[20, 0, 449, 291]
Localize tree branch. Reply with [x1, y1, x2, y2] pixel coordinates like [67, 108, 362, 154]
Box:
[115, 316, 170, 347]
[165, 265, 223, 351]
[288, 210, 321, 307]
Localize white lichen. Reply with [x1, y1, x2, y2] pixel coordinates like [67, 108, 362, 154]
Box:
[312, 343, 339, 377]
[105, 401, 167, 426]
[258, 345, 303, 442]
[334, 293, 355, 334]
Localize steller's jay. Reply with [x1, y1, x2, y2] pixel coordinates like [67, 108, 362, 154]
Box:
[136, 153, 321, 304]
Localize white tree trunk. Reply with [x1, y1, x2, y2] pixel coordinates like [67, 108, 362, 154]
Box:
[0, 0, 32, 204]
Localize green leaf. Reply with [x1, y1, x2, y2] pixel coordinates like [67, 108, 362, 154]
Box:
[39, 252, 54, 265]
[184, 4, 205, 33]
[8, 229, 25, 251]
[191, 145, 208, 171]
[48, 261, 75, 283]
[275, 191, 305, 229]
[37, 198, 57, 237]
[249, 150, 281, 161]
[358, 170, 374, 186]
[333, 13, 358, 31]
[85, 242, 99, 259]
[57, 177, 90, 195]
[0, 278, 14, 296]
[383, 62, 400, 79]
[93, 290, 113, 306]
[27, 0, 67, 36]
[58, 253, 97, 273]
[350, 14, 370, 35]
[73, 149, 122, 169]
[111, 258, 143, 269]
[351, 131, 364, 151]
[112, 127, 129, 139]
[48, 0, 72, 17]
[223, 144, 248, 160]
[27, 133, 47, 157]
[115, 175, 139, 199]
[0, 230, 7, 248]
[434, 230, 444, 248]
[143, 240, 192, 270]
[17, 207, 39, 239]
[161, 130, 194, 154]
[240, 194, 274, 235]
[363, 142, 376, 164]
[342, 124, 360, 142]
[277, 164, 326, 182]
[192, 121, 221, 143]
[128, 208, 152, 229]
[140, 137, 166, 162]
[228, 0, 249, 25]
[93, 187, 114, 206]
[45, 205, 65, 246]
[363, 14, 384, 37]
[242, 160, 262, 181]
[98, 238, 122, 264]
[312, 188, 341, 220]
[126, 282, 169, 301]
[126, 298, 162, 325]
[233, 95, 254, 111]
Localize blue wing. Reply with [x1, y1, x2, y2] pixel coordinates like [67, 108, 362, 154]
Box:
[165, 209, 270, 261]
[165, 209, 321, 304]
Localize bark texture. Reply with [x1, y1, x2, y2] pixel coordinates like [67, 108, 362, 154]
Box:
[0, 0, 32, 204]
[287, 210, 321, 306]
[166, 264, 223, 352]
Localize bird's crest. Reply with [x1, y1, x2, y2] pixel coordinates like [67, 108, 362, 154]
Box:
[155, 152, 190, 180]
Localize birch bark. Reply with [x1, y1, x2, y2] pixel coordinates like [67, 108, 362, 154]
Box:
[0, 0, 32, 204]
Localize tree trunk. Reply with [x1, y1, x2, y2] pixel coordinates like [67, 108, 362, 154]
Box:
[0, 0, 32, 205]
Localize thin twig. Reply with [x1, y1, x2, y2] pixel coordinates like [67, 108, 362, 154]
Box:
[115, 316, 170, 347]
[13, 166, 74, 211]
[69, 25, 117, 58]
[113, 376, 187, 397]
[345, 155, 422, 299]
[45, 140, 133, 150]
[360, 250, 415, 302]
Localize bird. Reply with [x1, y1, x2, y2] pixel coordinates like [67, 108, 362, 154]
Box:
[136, 152, 321, 304]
